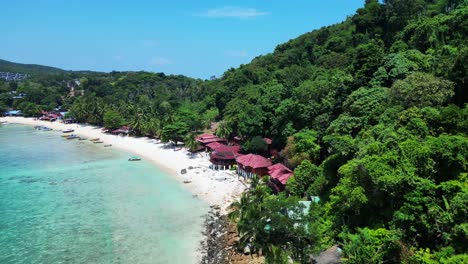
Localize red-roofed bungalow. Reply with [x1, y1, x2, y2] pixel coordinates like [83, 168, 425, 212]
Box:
[207, 142, 241, 167]
[112, 126, 130, 135]
[38, 111, 61, 121]
[236, 154, 272, 178]
[267, 163, 294, 193]
[196, 133, 228, 151]
[209, 144, 242, 170]
[205, 142, 226, 151]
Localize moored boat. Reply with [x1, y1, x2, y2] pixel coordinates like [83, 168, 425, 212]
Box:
[66, 134, 79, 139]
[90, 138, 100, 141]
[104, 144, 112, 147]
[34, 126, 52, 131]
[128, 156, 141, 161]
[93, 141, 104, 143]
[62, 128, 74, 133]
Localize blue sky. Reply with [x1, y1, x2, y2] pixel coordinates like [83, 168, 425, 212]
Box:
[2, 1, 364, 79]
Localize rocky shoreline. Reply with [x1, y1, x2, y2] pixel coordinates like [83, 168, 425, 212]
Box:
[199, 206, 265, 264]
[200, 206, 229, 264]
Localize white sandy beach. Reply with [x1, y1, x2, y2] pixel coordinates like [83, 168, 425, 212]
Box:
[1, 117, 246, 213]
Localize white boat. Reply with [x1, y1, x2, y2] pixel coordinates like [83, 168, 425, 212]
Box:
[128, 156, 141, 161]
[62, 128, 74, 133]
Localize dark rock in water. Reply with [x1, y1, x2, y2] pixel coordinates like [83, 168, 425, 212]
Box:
[181, 168, 187, 174]
[200, 208, 229, 264]
[19, 177, 39, 184]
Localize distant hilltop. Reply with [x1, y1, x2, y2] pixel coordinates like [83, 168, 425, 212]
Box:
[0, 59, 102, 78]
[0, 59, 65, 76]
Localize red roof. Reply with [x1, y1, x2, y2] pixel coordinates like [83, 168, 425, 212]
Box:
[206, 142, 225, 151]
[112, 126, 130, 134]
[208, 143, 241, 160]
[268, 163, 293, 184]
[207, 143, 241, 153]
[218, 145, 241, 153]
[196, 133, 217, 140]
[236, 154, 272, 169]
[196, 134, 227, 144]
[263, 137, 272, 145]
[211, 151, 243, 160]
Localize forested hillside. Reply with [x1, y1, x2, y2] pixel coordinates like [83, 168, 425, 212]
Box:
[0, 59, 65, 75]
[1, 0, 467, 262]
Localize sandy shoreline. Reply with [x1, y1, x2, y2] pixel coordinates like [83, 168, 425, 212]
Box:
[0, 117, 246, 213]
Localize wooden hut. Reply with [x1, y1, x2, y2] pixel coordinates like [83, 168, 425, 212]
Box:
[236, 154, 272, 178]
[267, 163, 293, 193]
[112, 126, 130, 135]
[209, 144, 242, 170]
[196, 134, 227, 150]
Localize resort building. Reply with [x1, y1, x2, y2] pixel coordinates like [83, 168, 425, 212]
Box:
[209, 144, 242, 170]
[0, 72, 28, 81]
[196, 133, 227, 150]
[236, 154, 272, 178]
[267, 163, 294, 193]
[111, 126, 130, 135]
[39, 111, 61, 121]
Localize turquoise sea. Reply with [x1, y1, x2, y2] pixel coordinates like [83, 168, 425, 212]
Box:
[0, 124, 208, 264]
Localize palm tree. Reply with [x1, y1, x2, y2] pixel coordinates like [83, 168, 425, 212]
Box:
[130, 112, 147, 135]
[184, 133, 199, 152]
[215, 120, 232, 139]
[144, 118, 161, 137]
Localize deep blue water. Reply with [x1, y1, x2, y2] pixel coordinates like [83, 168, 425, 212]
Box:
[0, 124, 208, 263]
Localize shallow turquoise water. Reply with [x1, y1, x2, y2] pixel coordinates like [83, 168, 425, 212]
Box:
[0, 124, 208, 264]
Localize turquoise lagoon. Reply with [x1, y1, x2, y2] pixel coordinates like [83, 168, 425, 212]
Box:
[0, 124, 208, 263]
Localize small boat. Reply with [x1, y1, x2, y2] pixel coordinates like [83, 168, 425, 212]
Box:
[93, 141, 104, 144]
[35, 126, 51, 131]
[183, 180, 192, 184]
[78, 138, 87, 141]
[104, 144, 112, 147]
[0, 121, 7, 124]
[66, 134, 79, 139]
[128, 156, 141, 161]
[62, 129, 74, 133]
[90, 138, 100, 141]
[61, 134, 70, 137]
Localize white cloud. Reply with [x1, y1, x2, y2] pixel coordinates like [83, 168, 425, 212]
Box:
[148, 57, 173, 66]
[225, 50, 248, 58]
[196, 6, 269, 19]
